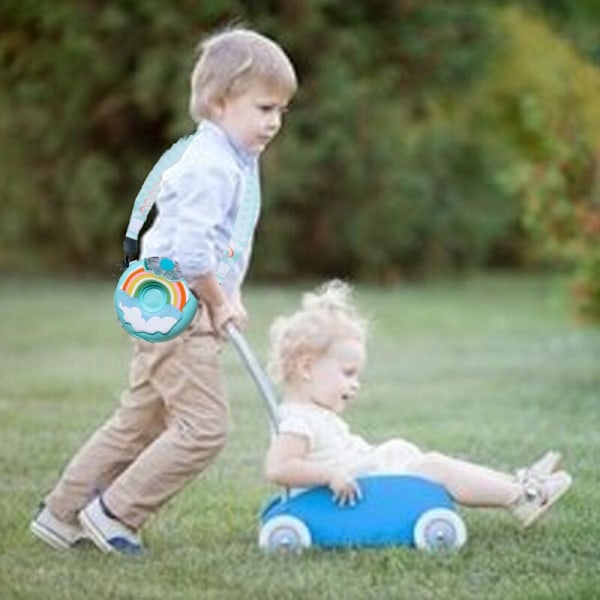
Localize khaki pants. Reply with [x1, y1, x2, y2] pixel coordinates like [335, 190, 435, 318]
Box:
[46, 309, 228, 529]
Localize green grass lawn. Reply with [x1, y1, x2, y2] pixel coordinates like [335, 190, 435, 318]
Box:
[1, 274, 599, 599]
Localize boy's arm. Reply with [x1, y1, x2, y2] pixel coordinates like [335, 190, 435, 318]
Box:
[190, 273, 242, 335]
[230, 288, 248, 330]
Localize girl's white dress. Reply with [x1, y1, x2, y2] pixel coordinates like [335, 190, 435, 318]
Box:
[277, 402, 424, 478]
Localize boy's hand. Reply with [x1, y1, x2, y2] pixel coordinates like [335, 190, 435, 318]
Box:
[190, 275, 247, 336]
[210, 301, 239, 337]
[230, 292, 248, 330]
[328, 472, 362, 507]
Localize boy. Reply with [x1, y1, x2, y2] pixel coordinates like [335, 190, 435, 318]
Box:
[30, 27, 297, 555]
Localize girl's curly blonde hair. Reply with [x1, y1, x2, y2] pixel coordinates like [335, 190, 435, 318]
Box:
[267, 280, 368, 386]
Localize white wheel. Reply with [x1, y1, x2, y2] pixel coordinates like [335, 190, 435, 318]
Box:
[413, 508, 467, 552]
[258, 515, 312, 553]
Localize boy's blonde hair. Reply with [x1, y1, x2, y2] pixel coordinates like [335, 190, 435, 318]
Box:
[268, 280, 368, 386]
[189, 27, 298, 123]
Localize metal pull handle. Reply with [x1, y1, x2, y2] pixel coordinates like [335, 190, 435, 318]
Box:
[224, 322, 280, 432]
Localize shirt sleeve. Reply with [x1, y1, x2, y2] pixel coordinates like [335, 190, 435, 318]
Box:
[168, 161, 239, 281]
[278, 412, 315, 446]
[218, 162, 260, 293]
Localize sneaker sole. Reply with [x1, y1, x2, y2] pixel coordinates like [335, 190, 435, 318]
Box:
[521, 475, 573, 528]
[79, 508, 115, 553]
[30, 520, 72, 551]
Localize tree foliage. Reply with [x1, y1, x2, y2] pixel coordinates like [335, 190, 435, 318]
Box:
[0, 1, 502, 275]
[465, 6, 600, 319]
[1, 1, 600, 319]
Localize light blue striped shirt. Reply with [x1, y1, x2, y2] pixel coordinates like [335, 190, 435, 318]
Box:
[140, 120, 261, 297]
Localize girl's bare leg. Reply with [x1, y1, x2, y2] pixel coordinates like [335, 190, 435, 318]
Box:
[405, 452, 521, 508]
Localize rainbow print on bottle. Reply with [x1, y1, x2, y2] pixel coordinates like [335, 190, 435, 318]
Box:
[114, 257, 198, 342]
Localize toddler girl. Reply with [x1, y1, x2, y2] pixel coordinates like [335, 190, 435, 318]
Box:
[264, 281, 572, 528]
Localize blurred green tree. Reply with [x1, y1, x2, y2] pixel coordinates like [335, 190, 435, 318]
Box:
[1, 0, 599, 322]
[0, 1, 502, 277]
[465, 6, 600, 319]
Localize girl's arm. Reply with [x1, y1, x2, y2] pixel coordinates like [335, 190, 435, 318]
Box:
[264, 433, 361, 505]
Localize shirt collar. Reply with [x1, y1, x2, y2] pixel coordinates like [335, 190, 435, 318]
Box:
[197, 120, 257, 170]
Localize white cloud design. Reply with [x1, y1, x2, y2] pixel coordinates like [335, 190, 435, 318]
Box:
[118, 302, 178, 334]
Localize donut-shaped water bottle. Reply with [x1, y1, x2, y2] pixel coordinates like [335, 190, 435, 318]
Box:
[114, 257, 198, 342]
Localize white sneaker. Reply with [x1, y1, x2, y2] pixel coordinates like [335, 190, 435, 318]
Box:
[30, 505, 86, 550]
[79, 497, 143, 555]
[515, 450, 562, 483]
[512, 470, 573, 528]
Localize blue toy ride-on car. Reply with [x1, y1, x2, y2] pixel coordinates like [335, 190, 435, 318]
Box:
[259, 474, 467, 552]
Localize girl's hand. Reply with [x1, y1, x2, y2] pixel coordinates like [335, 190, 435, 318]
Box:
[328, 472, 362, 507]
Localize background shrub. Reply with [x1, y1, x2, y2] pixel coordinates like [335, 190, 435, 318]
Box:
[465, 6, 600, 319]
[1, 1, 599, 318]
